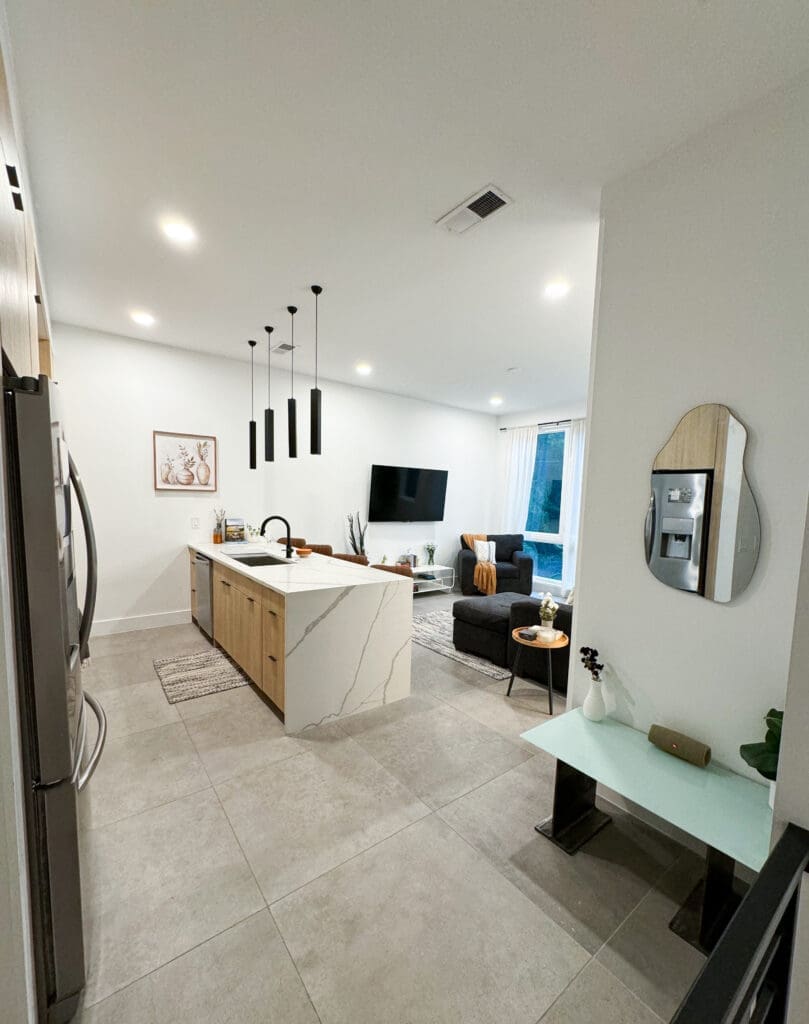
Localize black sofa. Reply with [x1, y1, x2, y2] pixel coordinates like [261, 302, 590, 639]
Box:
[458, 533, 533, 596]
[452, 593, 572, 695]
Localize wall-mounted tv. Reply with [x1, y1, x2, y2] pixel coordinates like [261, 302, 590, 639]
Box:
[368, 465, 448, 522]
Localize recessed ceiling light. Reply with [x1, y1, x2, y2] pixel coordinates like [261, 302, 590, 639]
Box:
[543, 278, 571, 301]
[160, 218, 197, 247]
[505, 366, 520, 373]
[130, 309, 156, 327]
[355, 362, 373, 376]
[489, 395, 504, 407]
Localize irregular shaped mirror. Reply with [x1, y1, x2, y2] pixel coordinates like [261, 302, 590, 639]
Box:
[644, 404, 760, 602]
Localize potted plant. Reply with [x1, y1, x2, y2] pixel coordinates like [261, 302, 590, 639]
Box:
[538, 593, 559, 638]
[580, 646, 606, 722]
[346, 511, 368, 556]
[425, 542, 436, 566]
[740, 708, 783, 808]
[213, 507, 225, 544]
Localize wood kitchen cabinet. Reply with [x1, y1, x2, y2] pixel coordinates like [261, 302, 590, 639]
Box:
[211, 563, 267, 691]
[0, 50, 41, 377]
[262, 593, 285, 711]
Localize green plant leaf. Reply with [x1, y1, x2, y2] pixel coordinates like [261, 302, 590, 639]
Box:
[739, 741, 778, 781]
[765, 709, 783, 742]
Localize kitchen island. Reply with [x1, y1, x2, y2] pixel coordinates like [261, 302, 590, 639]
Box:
[188, 542, 412, 732]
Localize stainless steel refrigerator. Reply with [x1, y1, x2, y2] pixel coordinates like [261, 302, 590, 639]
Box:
[2, 369, 105, 1023]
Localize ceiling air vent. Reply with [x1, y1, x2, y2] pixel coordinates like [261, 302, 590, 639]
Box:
[436, 184, 512, 234]
[273, 342, 295, 353]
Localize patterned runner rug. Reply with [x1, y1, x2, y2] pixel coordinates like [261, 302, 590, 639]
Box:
[153, 648, 249, 704]
[412, 609, 510, 681]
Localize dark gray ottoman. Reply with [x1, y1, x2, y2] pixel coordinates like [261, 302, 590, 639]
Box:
[452, 593, 529, 668]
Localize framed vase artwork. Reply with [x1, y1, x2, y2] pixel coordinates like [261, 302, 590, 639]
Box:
[153, 431, 218, 491]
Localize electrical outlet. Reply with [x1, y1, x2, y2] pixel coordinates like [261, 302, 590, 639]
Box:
[191, 517, 200, 530]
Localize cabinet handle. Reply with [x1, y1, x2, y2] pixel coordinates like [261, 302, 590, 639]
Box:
[221, 580, 231, 588]
[267, 609, 277, 618]
[267, 654, 277, 662]
[247, 596, 255, 604]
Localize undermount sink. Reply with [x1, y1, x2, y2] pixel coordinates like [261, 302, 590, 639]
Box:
[229, 553, 289, 567]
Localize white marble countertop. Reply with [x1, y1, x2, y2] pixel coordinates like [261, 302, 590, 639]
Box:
[188, 541, 407, 597]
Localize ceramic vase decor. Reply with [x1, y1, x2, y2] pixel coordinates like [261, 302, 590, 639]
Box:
[582, 679, 606, 722]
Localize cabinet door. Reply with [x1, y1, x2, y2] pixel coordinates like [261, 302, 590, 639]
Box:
[213, 573, 234, 654]
[236, 590, 262, 685]
[262, 603, 285, 710]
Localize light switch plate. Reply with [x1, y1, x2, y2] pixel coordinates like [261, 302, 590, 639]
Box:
[191, 517, 200, 530]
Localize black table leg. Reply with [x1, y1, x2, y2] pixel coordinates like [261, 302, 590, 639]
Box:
[546, 648, 554, 716]
[669, 845, 748, 954]
[536, 758, 613, 854]
[507, 644, 523, 696]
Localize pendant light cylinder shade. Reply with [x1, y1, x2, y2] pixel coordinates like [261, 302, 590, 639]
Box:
[310, 284, 323, 455]
[310, 387, 321, 455]
[264, 325, 274, 462]
[249, 420, 257, 468]
[288, 398, 298, 458]
[248, 339, 257, 470]
[287, 306, 298, 459]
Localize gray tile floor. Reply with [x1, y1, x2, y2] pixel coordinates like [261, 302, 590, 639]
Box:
[76, 596, 703, 1022]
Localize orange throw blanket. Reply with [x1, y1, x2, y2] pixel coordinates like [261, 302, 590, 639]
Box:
[462, 533, 497, 596]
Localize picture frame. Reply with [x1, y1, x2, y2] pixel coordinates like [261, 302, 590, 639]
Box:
[153, 431, 218, 491]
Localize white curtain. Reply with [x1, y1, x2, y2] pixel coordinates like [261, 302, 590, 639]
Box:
[560, 419, 586, 591]
[500, 425, 539, 533]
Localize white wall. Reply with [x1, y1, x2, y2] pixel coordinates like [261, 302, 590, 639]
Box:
[53, 323, 499, 632]
[775, 499, 809, 1023]
[572, 73, 809, 777]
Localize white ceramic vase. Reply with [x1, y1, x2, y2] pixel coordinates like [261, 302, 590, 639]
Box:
[582, 679, 606, 722]
[769, 780, 776, 810]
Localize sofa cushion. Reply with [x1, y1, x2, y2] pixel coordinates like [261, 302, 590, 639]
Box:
[492, 534, 523, 561]
[452, 592, 527, 631]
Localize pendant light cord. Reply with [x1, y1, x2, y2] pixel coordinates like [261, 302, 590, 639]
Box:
[314, 291, 318, 388]
[250, 343, 254, 418]
[287, 306, 297, 400]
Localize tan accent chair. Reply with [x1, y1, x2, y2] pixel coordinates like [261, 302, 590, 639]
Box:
[308, 544, 333, 556]
[332, 553, 370, 566]
[371, 563, 413, 578]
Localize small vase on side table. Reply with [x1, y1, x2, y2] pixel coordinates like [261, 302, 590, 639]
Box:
[582, 679, 606, 722]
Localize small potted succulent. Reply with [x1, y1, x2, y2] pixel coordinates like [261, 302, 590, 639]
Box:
[537, 593, 559, 639]
[740, 708, 783, 809]
[424, 542, 436, 566]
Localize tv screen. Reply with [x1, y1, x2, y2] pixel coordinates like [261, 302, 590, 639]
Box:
[368, 465, 448, 522]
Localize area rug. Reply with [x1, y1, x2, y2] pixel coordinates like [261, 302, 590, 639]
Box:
[412, 609, 511, 681]
[153, 649, 249, 704]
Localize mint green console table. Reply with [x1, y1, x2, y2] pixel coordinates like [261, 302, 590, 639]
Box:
[521, 709, 773, 952]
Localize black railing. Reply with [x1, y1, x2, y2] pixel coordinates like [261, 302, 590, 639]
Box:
[672, 823, 809, 1024]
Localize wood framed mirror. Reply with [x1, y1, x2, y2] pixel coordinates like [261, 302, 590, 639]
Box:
[644, 404, 760, 602]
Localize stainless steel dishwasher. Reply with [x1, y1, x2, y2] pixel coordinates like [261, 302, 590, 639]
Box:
[194, 553, 213, 638]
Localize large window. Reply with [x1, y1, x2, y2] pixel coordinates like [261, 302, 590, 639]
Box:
[525, 429, 566, 583]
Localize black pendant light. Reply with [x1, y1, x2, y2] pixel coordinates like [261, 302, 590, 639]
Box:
[287, 305, 298, 458]
[264, 325, 274, 461]
[248, 339, 257, 469]
[310, 285, 323, 455]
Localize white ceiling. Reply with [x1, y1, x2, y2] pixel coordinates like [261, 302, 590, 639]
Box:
[5, 1, 809, 414]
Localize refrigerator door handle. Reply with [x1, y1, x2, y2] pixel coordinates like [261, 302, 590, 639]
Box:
[644, 492, 656, 565]
[77, 691, 106, 791]
[69, 689, 88, 786]
[69, 454, 98, 662]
